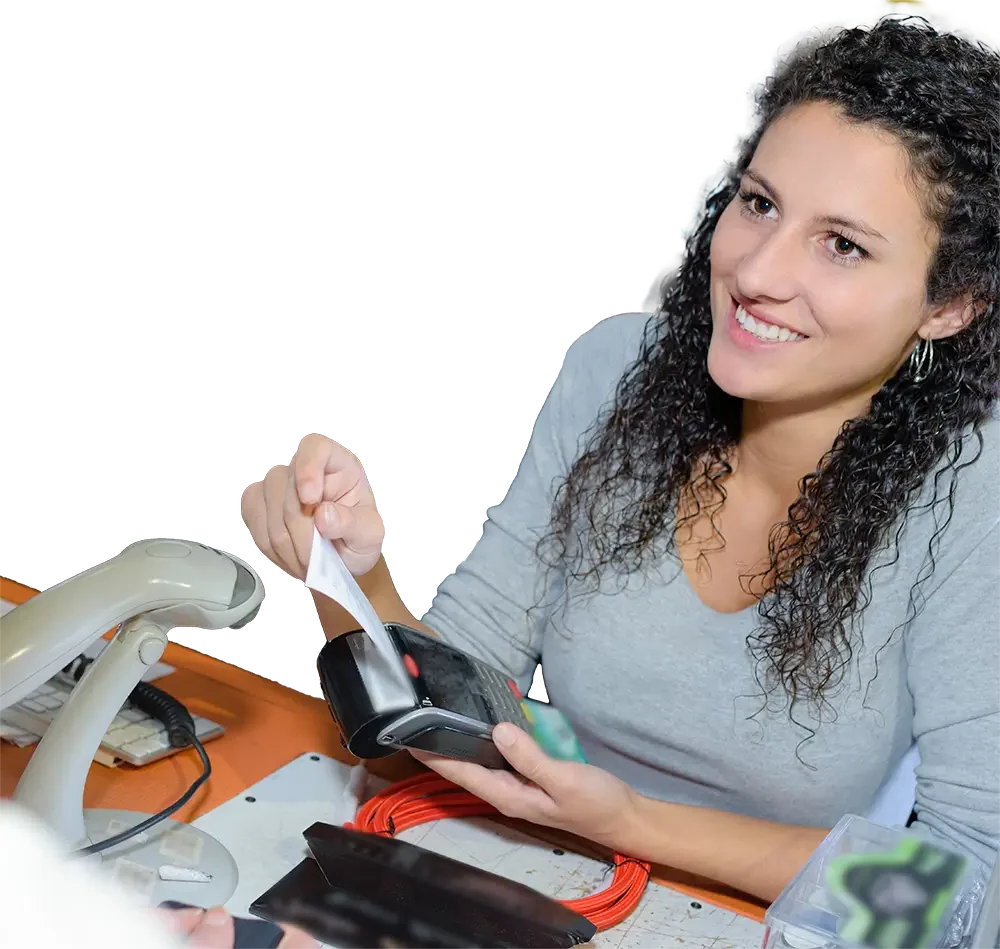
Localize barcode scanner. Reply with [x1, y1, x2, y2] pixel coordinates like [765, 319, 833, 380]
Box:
[317, 624, 531, 769]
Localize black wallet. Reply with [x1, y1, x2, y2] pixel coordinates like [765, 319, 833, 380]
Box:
[249, 822, 597, 948]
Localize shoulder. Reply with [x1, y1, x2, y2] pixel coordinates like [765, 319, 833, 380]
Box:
[558, 312, 653, 403]
[540, 312, 656, 466]
[564, 311, 652, 369]
[906, 404, 1000, 581]
[940, 406, 999, 529]
[551, 312, 654, 439]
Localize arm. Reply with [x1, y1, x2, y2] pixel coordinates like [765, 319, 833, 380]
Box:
[618, 521, 1000, 899]
[312, 316, 646, 689]
[618, 795, 829, 903]
[904, 520, 1000, 868]
[604, 518, 1000, 898]
[415, 316, 647, 690]
[310, 555, 434, 640]
[305, 381, 564, 666]
[415, 716, 829, 904]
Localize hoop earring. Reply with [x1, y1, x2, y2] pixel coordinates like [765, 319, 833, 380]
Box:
[909, 337, 934, 384]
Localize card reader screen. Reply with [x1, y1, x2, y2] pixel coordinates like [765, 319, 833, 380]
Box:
[395, 629, 528, 728]
[398, 632, 488, 718]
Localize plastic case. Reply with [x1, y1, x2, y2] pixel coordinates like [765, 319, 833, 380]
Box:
[763, 815, 977, 949]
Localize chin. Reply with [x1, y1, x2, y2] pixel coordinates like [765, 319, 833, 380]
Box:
[706, 334, 768, 401]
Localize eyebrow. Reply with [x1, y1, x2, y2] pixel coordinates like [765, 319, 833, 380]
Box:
[742, 169, 890, 243]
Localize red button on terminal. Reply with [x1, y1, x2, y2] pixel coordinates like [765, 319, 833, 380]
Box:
[403, 655, 420, 678]
[507, 679, 522, 698]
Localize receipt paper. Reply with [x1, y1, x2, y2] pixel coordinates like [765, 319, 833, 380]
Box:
[305, 527, 409, 682]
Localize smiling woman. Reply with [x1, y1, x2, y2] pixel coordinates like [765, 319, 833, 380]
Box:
[708, 102, 962, 402]
[242, 15, 1000, 906]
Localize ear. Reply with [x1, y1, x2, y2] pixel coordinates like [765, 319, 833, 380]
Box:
[918, 293, 982, 342]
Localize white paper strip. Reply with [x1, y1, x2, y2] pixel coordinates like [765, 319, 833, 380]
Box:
[305, 527, 407, 676]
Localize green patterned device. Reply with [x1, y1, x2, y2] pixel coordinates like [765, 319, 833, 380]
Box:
[762, 816, 980, 949]
[521, 698, 589, 763]
[826, 837, 967, 948]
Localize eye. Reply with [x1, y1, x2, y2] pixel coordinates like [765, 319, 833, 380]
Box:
[738, 189, 777, 220]
[823, 234, 870, 266]
[737, 185, 873, 266]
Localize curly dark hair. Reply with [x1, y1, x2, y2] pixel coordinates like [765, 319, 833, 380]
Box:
[538, 16, 1000, 731]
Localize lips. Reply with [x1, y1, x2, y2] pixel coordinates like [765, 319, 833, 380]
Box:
[728, 295, 807, 343]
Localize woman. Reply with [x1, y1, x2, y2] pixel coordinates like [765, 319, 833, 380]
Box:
[242, 17, 999, 902]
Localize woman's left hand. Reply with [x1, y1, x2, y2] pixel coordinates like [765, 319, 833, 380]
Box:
[410, 722, 640, 848]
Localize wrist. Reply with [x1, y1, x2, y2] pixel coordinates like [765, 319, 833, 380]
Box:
[611, 787, 659, 857]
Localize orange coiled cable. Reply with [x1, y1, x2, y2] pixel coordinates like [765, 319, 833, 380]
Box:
[345, 772, 650, 931]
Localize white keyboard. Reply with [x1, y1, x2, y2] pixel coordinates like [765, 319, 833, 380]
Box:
[2, 673, 224, 767]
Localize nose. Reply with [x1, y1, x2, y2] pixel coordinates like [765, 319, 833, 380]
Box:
[733, 225, 801, 304]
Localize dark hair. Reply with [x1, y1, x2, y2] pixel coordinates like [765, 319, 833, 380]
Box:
[539, 17, 999, 736]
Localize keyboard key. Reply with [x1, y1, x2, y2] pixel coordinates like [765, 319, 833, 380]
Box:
[2, 672, 225, 768]
[119, 734, 171, 759]
[111, 724, 149, 745]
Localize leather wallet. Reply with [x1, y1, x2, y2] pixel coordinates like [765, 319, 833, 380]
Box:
[249, 822, 597, 948]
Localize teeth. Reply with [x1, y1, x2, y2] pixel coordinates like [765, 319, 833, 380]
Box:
[735, 304, 803, 342]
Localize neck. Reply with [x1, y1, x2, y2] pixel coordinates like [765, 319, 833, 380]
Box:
[737, 390, 874, 502]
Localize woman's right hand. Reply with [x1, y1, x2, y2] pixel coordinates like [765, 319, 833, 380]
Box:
[241, 434, 385, 580]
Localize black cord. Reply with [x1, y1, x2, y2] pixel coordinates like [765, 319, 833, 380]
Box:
[128, 680, 198, 748]
[74, 728, 211, 856]
[62, 653, 213, 857]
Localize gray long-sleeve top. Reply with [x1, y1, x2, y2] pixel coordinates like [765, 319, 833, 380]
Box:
[421, 312, 1000, 867]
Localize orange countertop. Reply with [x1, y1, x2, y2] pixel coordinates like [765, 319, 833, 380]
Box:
[0, 575, 767, 923]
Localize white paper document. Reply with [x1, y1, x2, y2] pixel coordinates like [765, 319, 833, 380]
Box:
[304, 527, 406, 672]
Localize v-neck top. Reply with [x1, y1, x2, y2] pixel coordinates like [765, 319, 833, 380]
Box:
[421, 312, 1000, 868]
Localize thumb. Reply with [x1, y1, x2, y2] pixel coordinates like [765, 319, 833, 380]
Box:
[316, 502, 382, 554]
[187, 907, 236, 948]
[492, 723, 556, 789]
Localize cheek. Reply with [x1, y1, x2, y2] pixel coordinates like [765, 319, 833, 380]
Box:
[709, 204, 747, 275]
[812, 273, 924, 344]
[710, 204, 762, 279]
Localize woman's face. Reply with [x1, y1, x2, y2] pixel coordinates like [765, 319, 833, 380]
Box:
[708, 101, 944, 408]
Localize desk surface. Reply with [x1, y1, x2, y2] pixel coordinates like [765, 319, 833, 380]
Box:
[0, 575, 767, 926]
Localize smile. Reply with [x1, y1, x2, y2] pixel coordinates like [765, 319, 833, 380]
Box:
[734, 304, 805, 343]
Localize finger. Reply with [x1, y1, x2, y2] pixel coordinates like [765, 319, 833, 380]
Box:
[278, 924, 321, 947]
[241, 482, 276, 563]
[491, 723, 559, 790]
[264, 465, 300, 571]
[294, 435, 356, 506]
[411, 750, 552, 818]
[317, 501, 384, 556]
[186, 906, 235, 948]
[153, 906, 205, 936]
[283, 458, 315, 570]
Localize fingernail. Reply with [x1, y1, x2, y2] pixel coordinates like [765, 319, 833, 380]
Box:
[159, 900, 196, 910]
[493, 723, 516, 748]
[203, 907, 230, 926]
[321, 504, 338, 532]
